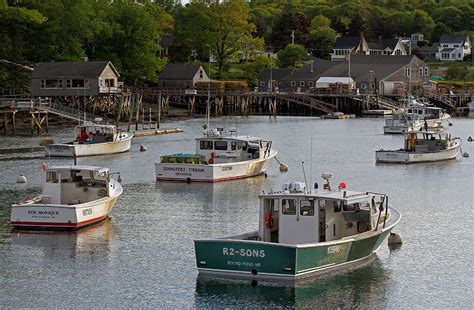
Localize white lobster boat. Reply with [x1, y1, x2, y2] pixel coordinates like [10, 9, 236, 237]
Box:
[376, 131, 461, 164]
[406, 102, 451, 128]
[11, 165, 123, 229]
[383, 110, 421, 134]
[44, 124, 133, 157]
[155, 128, 277, 183]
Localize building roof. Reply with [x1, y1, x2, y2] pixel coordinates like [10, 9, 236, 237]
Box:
[439, 35, 469, 44]
[159, 63, 204, 80]
[333, 36, 361, 49]
[32, 61, 118, 79]
[258, 68, 293, 81]
[367, 38, 400, 51]
[281, 59, 334, 81]
[318, 55, 417, 82]
[440, 48, 455, 52]
[316, 77, 354, 84]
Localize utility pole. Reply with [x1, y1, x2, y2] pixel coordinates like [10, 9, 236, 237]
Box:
[291, 30, 295, 45]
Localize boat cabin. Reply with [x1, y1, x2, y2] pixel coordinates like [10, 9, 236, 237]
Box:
[404, 131, 451, 152]
[258, 181, 385, 245]
[195, 128, 272, 164]
[38, 166, 111, 205]
[407, 105, 444, 120]
[385, 111, 419, 126]
[74, 124, 123, 144]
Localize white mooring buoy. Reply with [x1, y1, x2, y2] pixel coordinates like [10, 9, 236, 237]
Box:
[139, 144, 147, 152]
[16, 175, 27, 184]
[388, 232, 403, 245]
[279, 163, 289, 172]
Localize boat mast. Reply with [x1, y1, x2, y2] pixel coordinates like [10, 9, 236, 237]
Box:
[206, 49, 211, 134]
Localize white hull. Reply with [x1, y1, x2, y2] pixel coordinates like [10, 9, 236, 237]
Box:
[376, 143, 461, 164]
[11, 181, 122, 229]
[156, 150, 277, 182]
[44, 133, 133, 157]
[384, 124, 420, 134]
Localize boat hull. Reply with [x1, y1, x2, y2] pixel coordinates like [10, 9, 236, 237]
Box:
[375, 143, 461, 164]
[44, 133, 133, 157]
[155, 150, 277, 182]
[10, 185, 122, 230]
[383, 124, 420, 134]
[195, 209, 400, 282]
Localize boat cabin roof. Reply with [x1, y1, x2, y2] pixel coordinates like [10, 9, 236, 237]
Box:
[76, 124, 116, 131]
[260, 189, 374, 204]
[406, 131, 448, 140]
[46, 165, 109, 174]
[196, 135, 262, 143]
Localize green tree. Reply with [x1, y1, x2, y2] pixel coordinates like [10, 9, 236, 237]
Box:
[309, 26, 337, 59]
[209, 0, 262, 77]
[310, 15, 331, 31]
[270, 9, 310, 51]
[242, 55, 275, 86]
[277, 44, 307, 68]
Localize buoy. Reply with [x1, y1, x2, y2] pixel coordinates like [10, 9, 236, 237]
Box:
[463, 152, 469, 158]
[339, 182, 347, 189]
[279, 164, 288, 172]
[468, 136, 473, 142]
[448, 122, 453, 126]
[388, 232, 403, 245]
[16, 175, 27, 183]
[139, 144, 147, 152]
[41, 163, 47, 170]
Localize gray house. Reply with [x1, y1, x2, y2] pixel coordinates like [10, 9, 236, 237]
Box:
[258, 55, 429, 96]
[31, 61, 121, 97]
[158, 63, 210, 89]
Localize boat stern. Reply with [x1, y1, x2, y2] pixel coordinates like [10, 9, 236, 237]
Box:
[44, 144, 75, 157]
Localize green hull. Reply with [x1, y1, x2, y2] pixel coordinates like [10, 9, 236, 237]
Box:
[195, 224, 396, 281]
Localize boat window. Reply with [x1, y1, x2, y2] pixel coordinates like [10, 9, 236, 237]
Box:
[282, 199, 296, 215]
[200, 141, 213, 150]
[334, 201, 342, 213]
[231, 141, 236, 150]
[300, 200, 314, 216]
[343, 203, 359, 212]
[418, 110, 423, 115]
[242, 142, 248, 151]
[46, 171, 58, 183]
[214, 141, 227, 150]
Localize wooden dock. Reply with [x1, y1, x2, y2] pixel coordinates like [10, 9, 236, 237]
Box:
[133, 128, 183, 137]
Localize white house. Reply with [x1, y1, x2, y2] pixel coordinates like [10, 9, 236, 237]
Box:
[436, 35, 471, 61]
[331, 34, 407, 61]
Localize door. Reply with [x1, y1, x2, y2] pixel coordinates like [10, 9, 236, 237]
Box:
[279, 198, 318, 245]
[262, 198, 279, 242]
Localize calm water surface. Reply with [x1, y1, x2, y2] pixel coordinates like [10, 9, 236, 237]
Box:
[0, 116, 472, 308]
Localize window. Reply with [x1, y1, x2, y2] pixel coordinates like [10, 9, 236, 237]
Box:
[43, 80, 61, 88]
[334, 201, 342, 213]
[441, 53, 450, 59]
[309, 81, 314, 87]
[419, 67, 423, 76]
[46, 171, 58, 183]
[291, 81, 296, 87]
[199, 70, 203, 78]
[343, 203, 359, 212]
[300, 200, 314, 216]
[214, 141, 227, 150]
[72, 79, 85, 88]
[66, 80, 71, 88]
[105, 79, 115, 87]
[231, 141, 236, 151]
[395, 50, 402, 55]
[40, 80, 45, 88]
[282, 199, 296, 215]
[424, 67, 429, 76]
[454, 44, 459, 47]
[200, 141, 213, 150]
[299, 81, 305, 86]
[458, 53, 461, 58]
[404, 67, 411, 76]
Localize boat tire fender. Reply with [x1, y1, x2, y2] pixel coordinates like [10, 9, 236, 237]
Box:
[265, 211, 274, 229]
[357, 221, 370, 233]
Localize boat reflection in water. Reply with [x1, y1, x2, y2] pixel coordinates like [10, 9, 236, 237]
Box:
[195, 257, 391, 308]
[10, 218, 116, 260]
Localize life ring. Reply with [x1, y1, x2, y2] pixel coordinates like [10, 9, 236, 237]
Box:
[265, 211, 274, 229]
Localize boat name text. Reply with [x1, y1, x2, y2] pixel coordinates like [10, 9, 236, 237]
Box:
[221, 166, 233, 171]
[82, 208, 92, 216]
[28, 210, 59, 215]
[223, 247, 265, 258]
[163, 167, 205, 173]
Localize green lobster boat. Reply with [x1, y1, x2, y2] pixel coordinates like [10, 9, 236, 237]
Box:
[195, 174, 401, 282]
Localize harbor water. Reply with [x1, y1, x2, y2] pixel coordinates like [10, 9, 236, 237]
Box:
[0, 116, 472, 308]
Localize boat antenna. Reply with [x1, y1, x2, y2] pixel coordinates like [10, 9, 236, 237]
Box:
[310, 128, 313, 192]
[206, 48, 211, 134]
[302, 161, 308, 193]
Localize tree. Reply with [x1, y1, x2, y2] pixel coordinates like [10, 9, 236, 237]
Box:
[270, 10, 310, 51]
[431, 22, 451, 43]
[277, 44, 307, 68]
[242, 55, 275, 86]
[310, 15, 331, 32]
[208, 0, 262, 77]
[309, 26, 337, 59]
